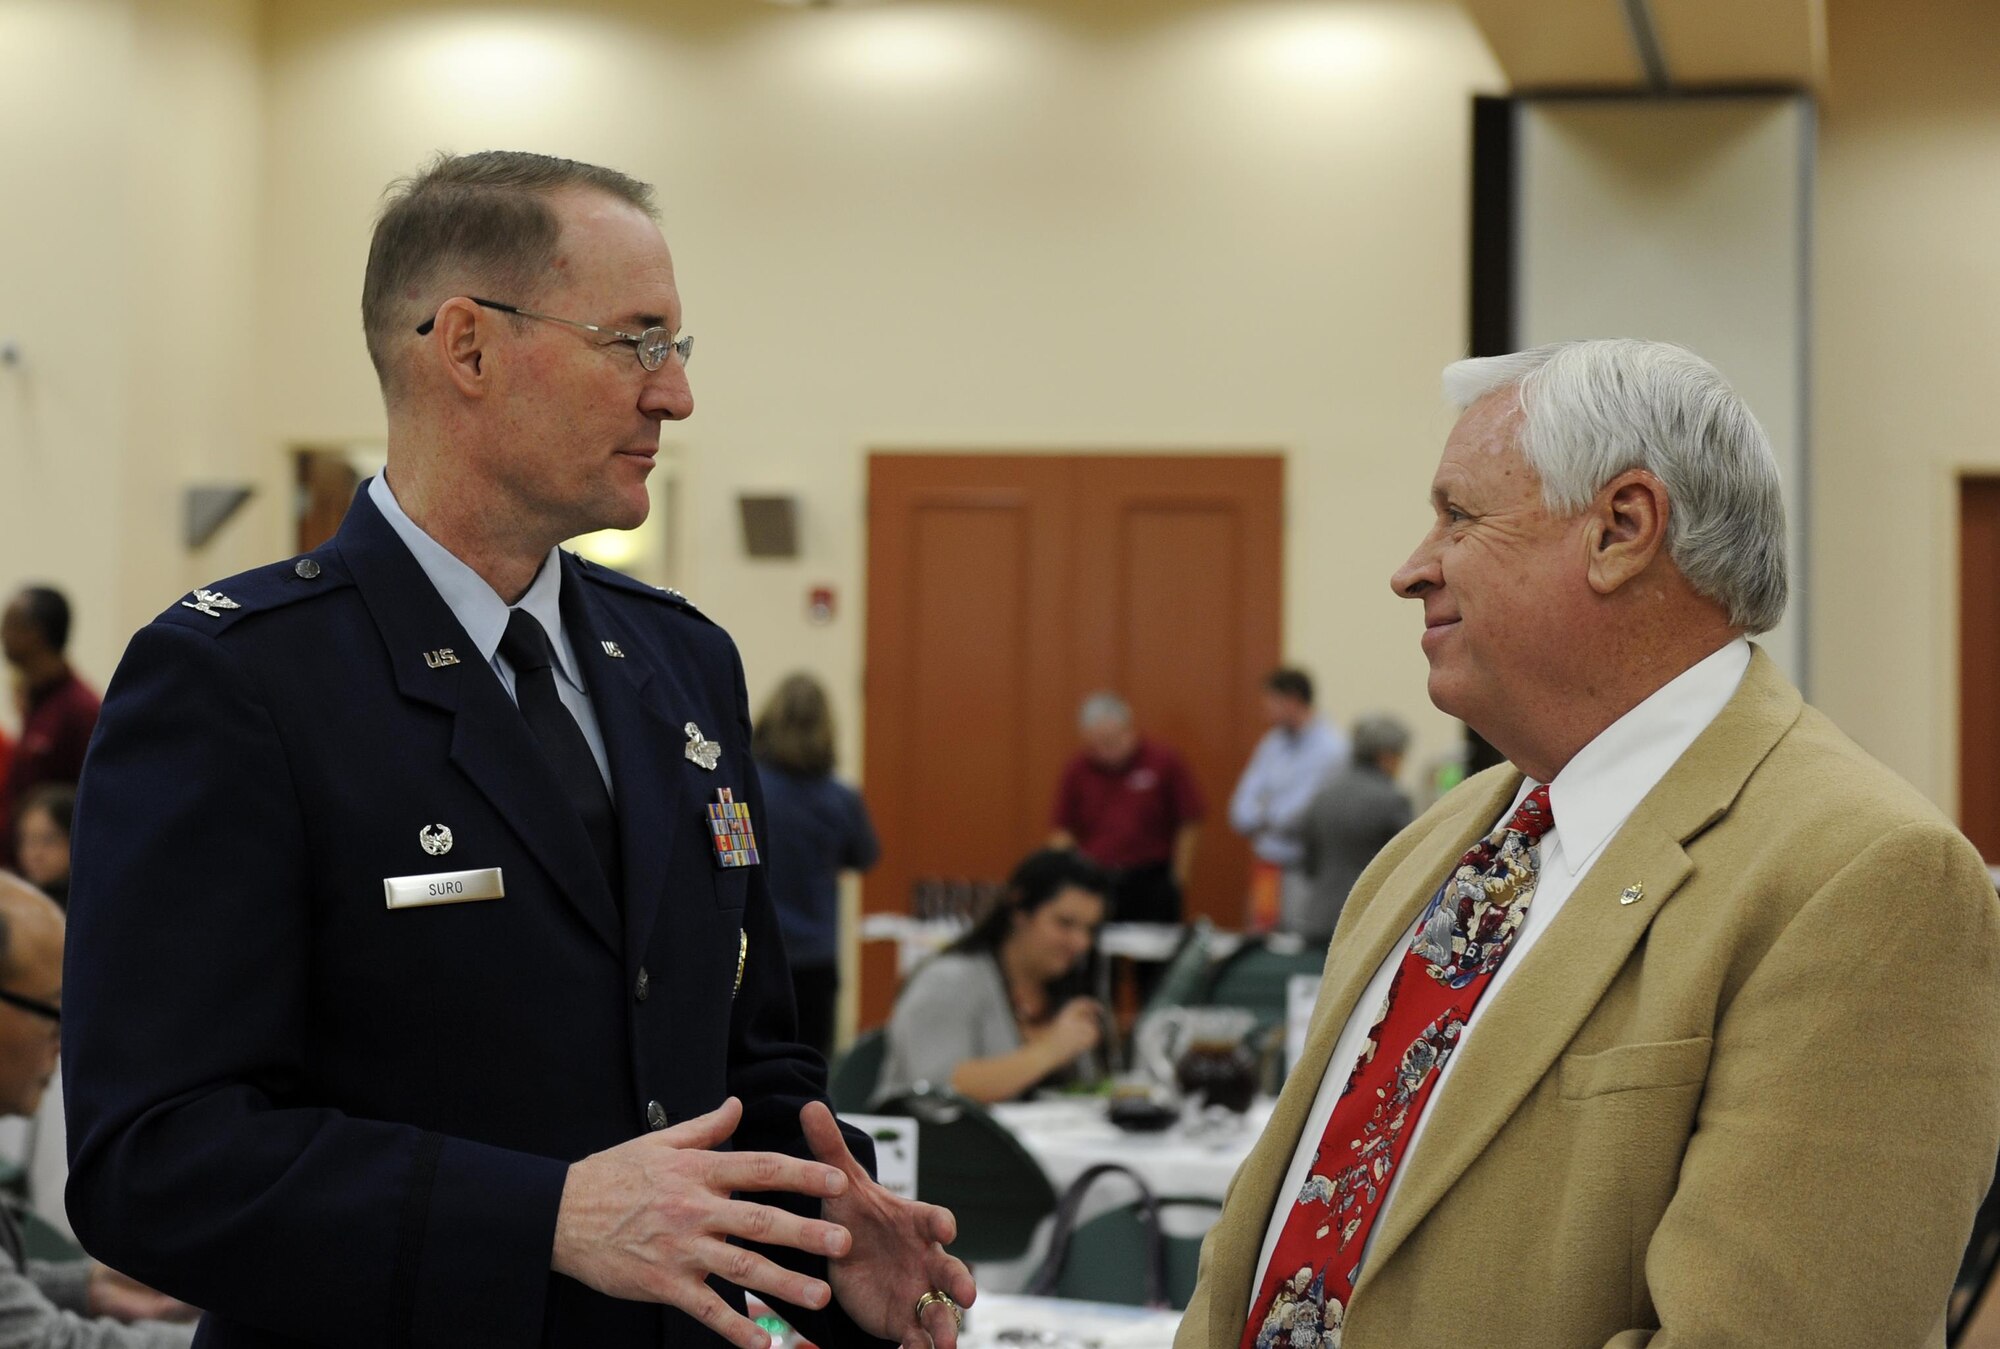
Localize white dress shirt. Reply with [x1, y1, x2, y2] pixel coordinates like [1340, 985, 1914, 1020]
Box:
[1249, 637, 1752, 1302]
[367, 472, 614, 793]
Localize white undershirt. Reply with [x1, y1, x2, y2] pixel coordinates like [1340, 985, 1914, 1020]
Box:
[1249, 637, 1753, 1305]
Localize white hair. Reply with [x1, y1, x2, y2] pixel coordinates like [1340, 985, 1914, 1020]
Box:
[1077, 691, 1131, 731]
[1442, 339, 1788, 635]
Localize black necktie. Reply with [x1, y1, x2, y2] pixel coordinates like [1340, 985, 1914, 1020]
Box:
[498, 609, 623, 903]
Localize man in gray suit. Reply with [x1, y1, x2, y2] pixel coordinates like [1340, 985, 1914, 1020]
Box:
[1281, 716, 1413, 944]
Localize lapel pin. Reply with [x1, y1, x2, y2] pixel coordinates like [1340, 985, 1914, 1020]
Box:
[419, 823, 454, 857]
[600, 640, 625, 659]
[1620, 883, 1644, 906]
[707, 787, 761, 869]
[684, 722, 721, 771]
[181, 589, 241, 618]
[424, 648, 460, 669]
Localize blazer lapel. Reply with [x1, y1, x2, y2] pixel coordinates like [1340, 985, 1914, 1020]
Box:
[1351, 647, 1805, 1297]
[335, 489, 622, 956]
[1202, 769, 1520, 1345]
[562, 565, 692, 960]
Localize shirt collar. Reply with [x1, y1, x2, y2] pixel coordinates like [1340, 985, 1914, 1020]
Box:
[1528, 637, 1753, 879]
[366, 473, 583, 688]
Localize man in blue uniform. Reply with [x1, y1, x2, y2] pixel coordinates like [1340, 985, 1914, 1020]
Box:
[62, 151, 973, 1349]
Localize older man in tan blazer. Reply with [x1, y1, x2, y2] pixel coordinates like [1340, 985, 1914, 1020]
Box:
[1181, 339, 2000, 1349]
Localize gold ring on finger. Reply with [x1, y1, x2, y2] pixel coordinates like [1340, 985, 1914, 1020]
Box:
[914, 1289, 962, 1329]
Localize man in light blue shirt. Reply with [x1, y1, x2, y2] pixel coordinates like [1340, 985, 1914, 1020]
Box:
[1228, 669, 1347, 926]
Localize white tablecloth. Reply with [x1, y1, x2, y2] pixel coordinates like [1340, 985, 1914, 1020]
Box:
[992, 1096, 1274, 1202]
[960, 1292, 1182, 1348]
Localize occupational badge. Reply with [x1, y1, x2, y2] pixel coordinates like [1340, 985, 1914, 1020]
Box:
[684, 722, 721, 771]
[180, 589, 240, 618]
[707, 788, 760, 869]
[419, 823, 454, 857]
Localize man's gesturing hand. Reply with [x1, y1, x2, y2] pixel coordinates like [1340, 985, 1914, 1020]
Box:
[804, 1102, 978, 1349]
[552, 1096, 854, 1349]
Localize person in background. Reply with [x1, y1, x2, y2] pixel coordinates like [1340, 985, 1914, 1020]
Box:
[0, 872, 196, 1347]
[1281, 715, 1412, 945]
[752, 673, 879, 1062]
[875, 850, 1108, 1106]
[1049, 693, 1204, 926]
[1227, 668, 1348, 932]
[13, 784, 74, 910]
[0, 588, 99, 871]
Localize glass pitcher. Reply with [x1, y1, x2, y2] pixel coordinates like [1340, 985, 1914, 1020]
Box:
[1133, 1006, 1260, 1112]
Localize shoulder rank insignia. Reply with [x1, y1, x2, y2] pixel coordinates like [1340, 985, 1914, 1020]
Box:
[181, 589, 241, 619]
[684, 722, 721, 771]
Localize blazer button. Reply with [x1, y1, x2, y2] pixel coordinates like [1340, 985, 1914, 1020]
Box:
[635, 966, 650, 1002]
[646, 1100, 669, 1131]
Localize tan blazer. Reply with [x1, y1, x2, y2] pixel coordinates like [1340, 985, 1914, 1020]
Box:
[1179, 650, 2000, 1348]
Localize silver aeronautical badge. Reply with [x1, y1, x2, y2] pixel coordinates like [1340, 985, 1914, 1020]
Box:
[180, 589, 241, 618]
[419, 823, 454, 857]
[684, 722, 721, 771]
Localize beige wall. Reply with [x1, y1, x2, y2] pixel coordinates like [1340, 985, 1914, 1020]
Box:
[1815, 0, 2000, 812]
[250, 0, 1504, 781]
[8, 0, 1994, 821]
[0, 0, 261, 705]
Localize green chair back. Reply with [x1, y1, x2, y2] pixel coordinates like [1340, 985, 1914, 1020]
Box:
[828, 1028, 889, 1113]
[876, 1090, 1057, 1264]
[1139, 920, 1216, 1020]
[1200, 935, 1325, 1035]
[1051, 1196, 1219, 1310]
[8, 1204, 84, 1262]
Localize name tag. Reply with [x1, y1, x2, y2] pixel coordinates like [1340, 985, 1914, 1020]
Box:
[383, 868, 505, 910]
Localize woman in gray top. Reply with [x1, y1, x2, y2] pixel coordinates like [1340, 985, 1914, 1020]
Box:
[875, 850, 1109, 1104]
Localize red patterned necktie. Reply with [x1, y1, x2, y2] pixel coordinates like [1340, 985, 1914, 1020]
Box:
[1241, 785, 1555, 1349]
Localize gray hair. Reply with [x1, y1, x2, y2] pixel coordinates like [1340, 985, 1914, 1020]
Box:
[1351, 713, 1411, 764]
[1077, 691, 1131, 732]
[1442, 339, 1787, 634]
[363, 150, 658, 401]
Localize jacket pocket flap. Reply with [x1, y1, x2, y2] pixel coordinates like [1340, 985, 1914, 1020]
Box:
[1560, 1036, 1713, 1100]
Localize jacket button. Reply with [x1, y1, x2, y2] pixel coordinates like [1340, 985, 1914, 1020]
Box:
[635, 966, 650, 1002]
[646, 1100, 669, 1131]
[294, 558, 321, 579]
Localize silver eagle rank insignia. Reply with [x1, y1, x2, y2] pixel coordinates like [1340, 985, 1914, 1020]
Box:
[180, 589, 241, 619]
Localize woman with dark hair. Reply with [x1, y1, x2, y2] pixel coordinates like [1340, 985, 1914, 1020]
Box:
[874, 848, 1109, 1105]
[14, 782, 74, 908]
[751, 672, 878, 1060]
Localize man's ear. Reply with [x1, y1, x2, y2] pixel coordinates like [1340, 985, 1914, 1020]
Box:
[1584, 469, 1671, 596]
[427, 297, 492, 399]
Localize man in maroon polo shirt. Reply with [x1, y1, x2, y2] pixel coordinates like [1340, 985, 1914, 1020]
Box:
[1049, 691, 1204, 925]
[1, 586, 101, 869]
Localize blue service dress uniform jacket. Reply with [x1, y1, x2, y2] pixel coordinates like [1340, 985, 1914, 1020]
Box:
[62, 487, 882, 1349]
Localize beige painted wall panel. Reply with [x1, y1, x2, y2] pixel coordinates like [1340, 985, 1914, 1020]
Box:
[252, 0, 1505, 794]
[1460, 0, 1640, 88]
[1814, 0, 2000, 814]
[1517, 97, 1809, 683]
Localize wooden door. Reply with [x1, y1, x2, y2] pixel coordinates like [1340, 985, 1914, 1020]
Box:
[862, 454, 1283, 1027]
[1960, 477, 2000, 860]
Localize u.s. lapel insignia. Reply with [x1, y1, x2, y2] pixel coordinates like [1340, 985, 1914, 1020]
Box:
[180, 589, 240, 618]
[600, 640, 625, 659]
[419, 823, 453, 857]
[734, 928, 747, 998]
[424, 648, 459, 669]
[1619, 883, 1644, 906]
[684, 722, 721, 771]
[707, 787, 761, 868]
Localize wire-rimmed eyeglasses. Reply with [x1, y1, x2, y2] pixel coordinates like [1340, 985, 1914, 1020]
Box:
[416, 297, 693, 372]
[0, 987, 59, 1025]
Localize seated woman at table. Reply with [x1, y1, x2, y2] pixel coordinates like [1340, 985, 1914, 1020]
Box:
[875, 848, 1109, 1105]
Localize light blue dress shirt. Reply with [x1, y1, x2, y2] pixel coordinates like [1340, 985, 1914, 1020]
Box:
[1228, 717, 1348, 866]
[367, 473, 614, 794]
